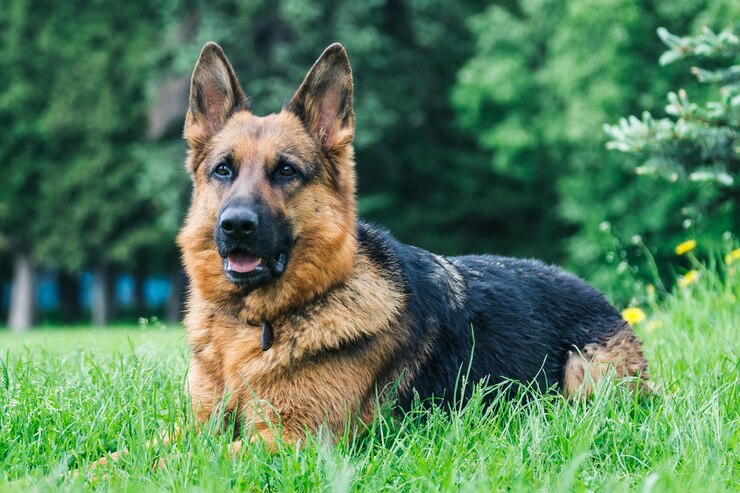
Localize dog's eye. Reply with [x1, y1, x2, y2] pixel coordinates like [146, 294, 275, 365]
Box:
[213, 162, 233, 178]
[277, 163, 297, 177]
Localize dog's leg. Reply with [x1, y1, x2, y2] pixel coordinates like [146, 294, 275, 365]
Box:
[75, 449, 127, 476]
[563, 325, 650, 397]
[227, 420, 302, 457]
[227, 435, 277, 457]
[73, 426, 181, 477]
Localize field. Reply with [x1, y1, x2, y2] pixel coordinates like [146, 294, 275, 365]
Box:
[0, 264, 738, 492]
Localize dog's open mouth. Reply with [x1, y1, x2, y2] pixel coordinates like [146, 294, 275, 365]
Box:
[226, 252, 262, 273]
[223, 250, 288, 285]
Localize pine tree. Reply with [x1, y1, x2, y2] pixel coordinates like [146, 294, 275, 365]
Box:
[604, 26, 739, 224]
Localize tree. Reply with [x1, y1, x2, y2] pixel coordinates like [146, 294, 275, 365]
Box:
[0, 0, 57, 329]
[604, 26, 738, 246]
[0, 0, 184, 326]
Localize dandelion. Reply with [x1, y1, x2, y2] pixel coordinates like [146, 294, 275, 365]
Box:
[724, 248, 740, 265]
[622, 307, 646, 325]
[674, 239, 696, 255]
[677, 270, 700, 288]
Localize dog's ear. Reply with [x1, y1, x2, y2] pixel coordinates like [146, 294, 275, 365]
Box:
[287, 43, 354, 155]
[184, 42, 247, 149]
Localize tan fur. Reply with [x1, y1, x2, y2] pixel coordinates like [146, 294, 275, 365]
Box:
[563, 325, 649, 397]
[184, 250, 410, 441]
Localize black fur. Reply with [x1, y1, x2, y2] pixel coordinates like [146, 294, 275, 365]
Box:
[357, 221, 627, 409]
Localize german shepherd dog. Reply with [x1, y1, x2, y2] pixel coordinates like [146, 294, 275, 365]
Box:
[177, 42, 649, 447]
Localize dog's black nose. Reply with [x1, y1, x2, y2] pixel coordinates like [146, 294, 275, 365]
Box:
[219, 206, 258, 237]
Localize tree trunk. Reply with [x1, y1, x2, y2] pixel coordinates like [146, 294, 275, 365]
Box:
[8, 253, 37, 331]
[92, 266, 115, 326]
[58, 270, 82, 324]
[166, 266, 185, 324]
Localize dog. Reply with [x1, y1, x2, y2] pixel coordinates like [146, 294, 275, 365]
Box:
[176, 42, 649, 447]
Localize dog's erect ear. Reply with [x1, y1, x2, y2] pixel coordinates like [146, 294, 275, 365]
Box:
[287, 43, 354, 154]
[184, 42, 247, 148]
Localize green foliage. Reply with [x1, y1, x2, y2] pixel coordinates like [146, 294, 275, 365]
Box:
[0, 260, 738, 491]
[603, 26, 738, 261]
[0, 0, 53, 253]
[0, 0, 186, 273]
[454, 0, 740, 302]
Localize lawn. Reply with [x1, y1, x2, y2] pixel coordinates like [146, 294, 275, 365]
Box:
[0, 263, 738, 492]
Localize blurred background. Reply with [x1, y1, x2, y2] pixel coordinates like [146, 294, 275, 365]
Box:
[0, 0, 737, 330]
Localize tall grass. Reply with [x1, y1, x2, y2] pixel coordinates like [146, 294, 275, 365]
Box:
[0, 259, 737, 492]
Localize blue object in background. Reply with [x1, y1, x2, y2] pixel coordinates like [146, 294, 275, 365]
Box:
[117, 275, 135, 307]
[80, 271, 93, 309]
[115, 274, 170, 308]
[0, 271, 171, 314]
[145, 277, 170, 308]
[37, 272, 57, 309]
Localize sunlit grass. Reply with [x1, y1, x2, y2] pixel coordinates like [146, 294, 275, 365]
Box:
[0, 263, 737, 492]
[0, 325, 184, 355]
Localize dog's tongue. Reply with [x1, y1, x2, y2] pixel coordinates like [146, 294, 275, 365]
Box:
[228, 253, 261, 273]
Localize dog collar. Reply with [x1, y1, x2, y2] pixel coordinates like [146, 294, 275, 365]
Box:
[261, 320, 274, 351]
[242, 318, 274, 351]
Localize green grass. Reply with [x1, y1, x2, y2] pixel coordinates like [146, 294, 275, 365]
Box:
[0, 263, 738, 492]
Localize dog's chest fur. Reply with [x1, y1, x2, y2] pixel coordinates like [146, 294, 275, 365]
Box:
[184, 247, 410, 440]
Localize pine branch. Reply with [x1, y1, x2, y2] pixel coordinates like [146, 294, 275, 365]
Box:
[604, 26, 739, 189]
[657, 26, 739, 66]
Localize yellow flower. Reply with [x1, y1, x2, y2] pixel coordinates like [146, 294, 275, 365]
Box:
[674, 239, 697, 255]
[677, 270, 700, 288]
[622, 307, 646, 325]
[724, 248, 740, 265]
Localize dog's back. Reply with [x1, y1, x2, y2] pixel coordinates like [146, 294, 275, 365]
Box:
[358, 221, 647, 407]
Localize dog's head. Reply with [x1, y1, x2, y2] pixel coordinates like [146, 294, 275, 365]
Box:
[178, 43, 357, 318]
